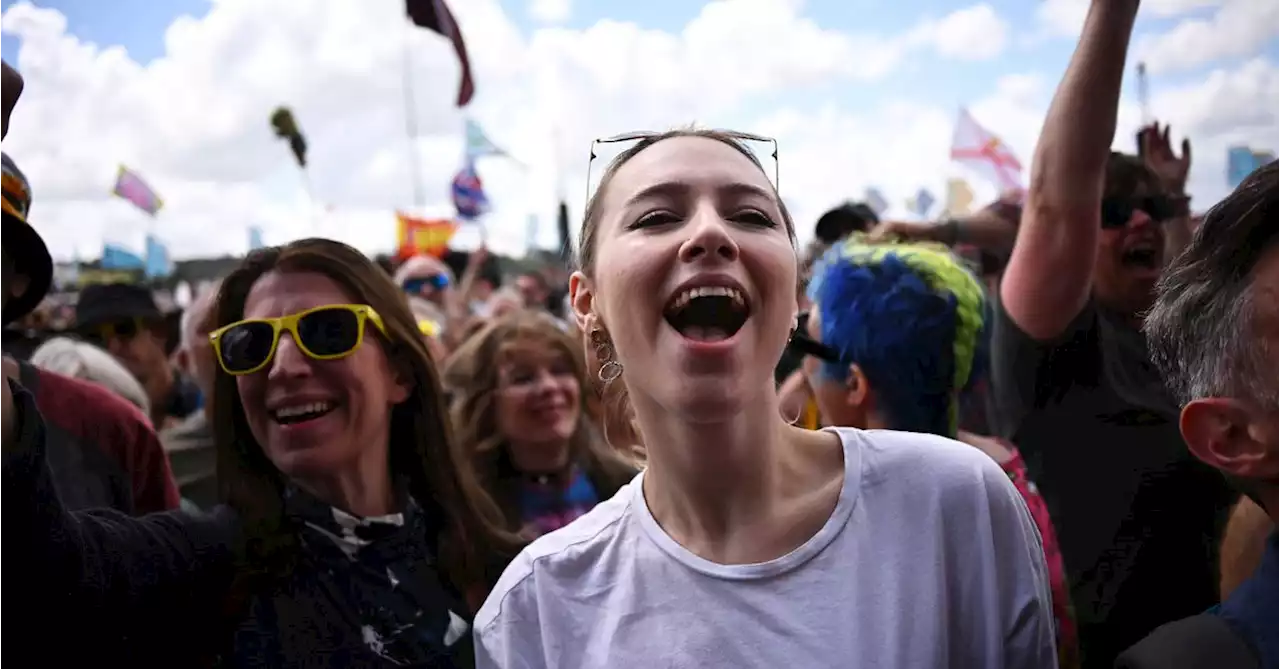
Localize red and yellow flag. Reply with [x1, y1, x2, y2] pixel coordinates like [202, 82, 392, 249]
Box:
[396, 212, 457, 259]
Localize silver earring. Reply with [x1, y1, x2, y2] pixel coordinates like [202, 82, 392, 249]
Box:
[590, 328, 624, 384]
[598, 360, 624, 383]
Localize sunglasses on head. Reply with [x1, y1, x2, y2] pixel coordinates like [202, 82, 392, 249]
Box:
[80, 317, 147, 346]
[403, 274, 449, 294]
[787, 311, 844, 365]
[1101, 195, 1176, 229]
[209, 304, 386, 376]
[584, 129, 781, 210]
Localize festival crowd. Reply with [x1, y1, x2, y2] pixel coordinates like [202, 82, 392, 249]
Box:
[1, 2, 1275, 668]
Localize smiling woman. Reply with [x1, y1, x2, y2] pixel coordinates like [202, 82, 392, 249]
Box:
[3, 237, 521, 667]
[443, 310, 638, 559]
[472, 129, 1059, 669]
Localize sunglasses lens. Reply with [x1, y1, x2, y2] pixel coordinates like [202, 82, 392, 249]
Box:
[1100, 199, 1131, 228]
[297, 307, 362, 357]
[430, 274, 450, 290]
[219, 321, 277, 373]
[1145, 196, 1174, 221]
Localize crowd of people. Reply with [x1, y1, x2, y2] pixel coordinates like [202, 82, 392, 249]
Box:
[2, 1, 1276, 667]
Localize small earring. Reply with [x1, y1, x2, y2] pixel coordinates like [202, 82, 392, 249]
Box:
[591, 328, 624, 384]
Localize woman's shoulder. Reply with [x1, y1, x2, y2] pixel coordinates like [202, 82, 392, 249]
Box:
[476, 477, 639, 631]
[824, 426, 1014, 503]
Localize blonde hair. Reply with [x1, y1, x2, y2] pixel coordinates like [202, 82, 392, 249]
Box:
[32, 336, 152, 420]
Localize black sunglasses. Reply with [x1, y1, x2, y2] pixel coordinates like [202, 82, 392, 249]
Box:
[584, 130, 780, 212]
[788, 311, 844, 365]
[1101, 195, 1176, 229]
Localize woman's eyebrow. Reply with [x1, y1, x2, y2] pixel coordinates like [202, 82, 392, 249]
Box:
[624, 180, 773, 207]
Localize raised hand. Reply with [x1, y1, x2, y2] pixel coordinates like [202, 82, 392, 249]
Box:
[1139, 122, 1192, 195]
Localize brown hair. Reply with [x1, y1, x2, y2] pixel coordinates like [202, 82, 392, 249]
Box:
[443, 309, 638, 534]
[1104, 152, 1162, 200]
[577, 127, 796, 278]
[211, 238, 519, 606]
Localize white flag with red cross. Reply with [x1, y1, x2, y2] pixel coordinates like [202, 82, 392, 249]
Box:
[950, 109, 1024, 195]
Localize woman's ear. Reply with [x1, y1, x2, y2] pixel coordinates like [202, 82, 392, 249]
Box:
[569, 271, 595, 333]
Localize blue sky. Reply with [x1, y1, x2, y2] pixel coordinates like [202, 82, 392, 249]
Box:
[6, 0, 1270, 149]
[2, 0, 1269, 259]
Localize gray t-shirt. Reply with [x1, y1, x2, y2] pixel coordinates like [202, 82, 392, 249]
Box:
[474, 427, 1057, 668]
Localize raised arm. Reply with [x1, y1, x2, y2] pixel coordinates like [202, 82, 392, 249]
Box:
[1001, 0, 1139, 340]
[3, 376, 236, 650]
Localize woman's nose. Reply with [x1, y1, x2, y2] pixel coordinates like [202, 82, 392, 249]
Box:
[267, 333, 312, 380]
[679, 208, 740, 264]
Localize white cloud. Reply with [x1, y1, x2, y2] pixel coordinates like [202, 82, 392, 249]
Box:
[0, 0, 1272, 264]
[906, 3, 1010, 61]
[1136, 0, 1279, 74]
[529, 0, 572, 25]
[1036, 0, 1230, 39]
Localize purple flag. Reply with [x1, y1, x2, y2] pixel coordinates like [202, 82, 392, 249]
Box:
[112, 165, 163, 216]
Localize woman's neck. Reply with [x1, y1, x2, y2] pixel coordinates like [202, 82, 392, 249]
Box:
[509, 438, 573, 477]
[296, 443, 396, 518]
[636, 390, 842, 563]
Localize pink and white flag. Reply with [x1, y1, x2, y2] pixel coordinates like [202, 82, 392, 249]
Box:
[112, 165, 163, 216]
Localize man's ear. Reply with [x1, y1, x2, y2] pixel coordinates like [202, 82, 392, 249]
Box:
[844, 363, 871, 410]
[569, 271, 595, 332]
[1181, 398, 1274, 480]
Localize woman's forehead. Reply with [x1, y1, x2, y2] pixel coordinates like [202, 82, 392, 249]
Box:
[604, 136, 775, 205]
[244, 270, 353, 318]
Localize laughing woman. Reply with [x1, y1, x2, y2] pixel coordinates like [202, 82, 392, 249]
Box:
[3, 238, 518, 667]
[473, 130, 1058, 669]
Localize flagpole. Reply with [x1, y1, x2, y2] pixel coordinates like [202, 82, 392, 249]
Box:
[402, 20, 427, 213]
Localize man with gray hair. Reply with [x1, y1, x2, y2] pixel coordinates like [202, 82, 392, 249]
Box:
[1116, 161, 1277, 669]
[160, 280, 221, 508]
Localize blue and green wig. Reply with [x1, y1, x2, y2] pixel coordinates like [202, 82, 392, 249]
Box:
[806, 236, 989, 437]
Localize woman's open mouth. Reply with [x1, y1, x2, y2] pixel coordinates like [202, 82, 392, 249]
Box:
[663, 286, 750, 342]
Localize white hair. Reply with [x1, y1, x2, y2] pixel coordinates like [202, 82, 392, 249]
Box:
[31, 337, 152, 419]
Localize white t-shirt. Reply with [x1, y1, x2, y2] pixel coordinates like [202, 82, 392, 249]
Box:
[474, 427, 1057, 669]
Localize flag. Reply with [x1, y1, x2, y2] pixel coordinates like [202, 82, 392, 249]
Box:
[248, 225, 265, 251]
[451, 159, 489, 220]
[943, 178, 975, 217]
[950, 108, 1023, 194]
[1227, 146, 1276, 188]
[101, 243, 144, 270]
[270, 107, 308, 168]
[465, 119, 506, 159]
[144, 234, 173, 279]
[406, 0, 475, 107]
[396, 212, 457, 259]
[863, 187, 889, 216]
[112, 165, 163, 215]
[908, 189, 936, 218]
[556, 200, 572, 265]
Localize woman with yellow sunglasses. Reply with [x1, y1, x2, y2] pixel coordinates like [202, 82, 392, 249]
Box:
[3, 238, 522, 666]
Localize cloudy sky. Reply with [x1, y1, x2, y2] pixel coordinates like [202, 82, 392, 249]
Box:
[1, 0, 1276, 262]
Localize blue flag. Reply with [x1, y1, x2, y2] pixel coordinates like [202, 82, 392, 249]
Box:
[101, 243, 144, 270]
[248, 225, 265, 251]
[144, 234, 172, 279]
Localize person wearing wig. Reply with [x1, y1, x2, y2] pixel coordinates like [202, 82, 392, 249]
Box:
[804, 238, 1078, 667]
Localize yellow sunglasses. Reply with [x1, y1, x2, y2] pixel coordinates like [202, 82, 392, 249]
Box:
[209, 303, 386, 376]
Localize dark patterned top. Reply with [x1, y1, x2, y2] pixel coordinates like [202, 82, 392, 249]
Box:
[277, 487, 473, 666]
